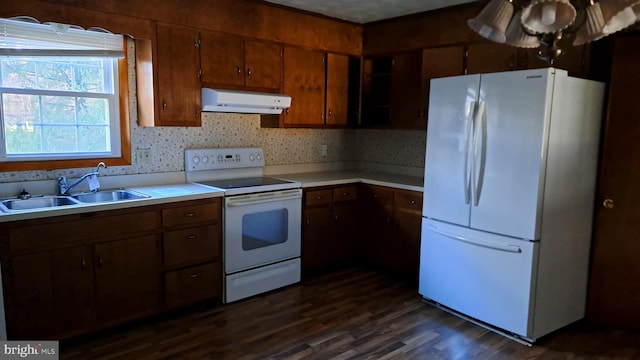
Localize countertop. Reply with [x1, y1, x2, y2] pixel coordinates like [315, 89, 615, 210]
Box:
[0, 169, 422, 222]
[0, 182, 224, 223]
[272, 170, 424, 192]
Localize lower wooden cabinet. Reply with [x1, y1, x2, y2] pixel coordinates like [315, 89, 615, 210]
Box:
[302, 186, 358, 275]
[165, 262, 221, 307]
[359, 184, 423, 281]
[302, 183, 423, 282]
[0, 197, 222, 340]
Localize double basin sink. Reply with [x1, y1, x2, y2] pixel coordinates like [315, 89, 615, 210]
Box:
[0, 189, 149, 213]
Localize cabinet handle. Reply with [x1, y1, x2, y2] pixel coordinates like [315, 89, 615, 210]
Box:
[81, 257, 86, 270]
[321, 113, 324, 120]
[342, 192, 348, 196]
[316, 196, 322, 200]
[162, 100, 167, 110]
[286, 108, 290, 114]
[237, 66, 242, 76]
[411, 200, 416, 205]
[247, 68, 252, 77]
[306, 219, 310, 225]
[188, 272, 201, 278]
[186, 234, 198, 240]
[328, 109, 333, 117]
[97, 256, 103, 268]
[373, 193, 379, 198]
[334, 214, 338, 221]
[184, 212, 197, 217]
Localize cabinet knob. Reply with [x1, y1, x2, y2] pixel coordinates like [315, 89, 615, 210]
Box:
[184, 212, 197, 217]
[97, 256, 103, 268]
[247, 68, 252, 77]
[334, 214, 339, 221]
[187, 272, 201, 278]
[186, 234, 198, 240]
[603, 199, 615, 209]
[81, 257, 86, 270]
[306, 219, 310, 225]
[162, 100, 167, 110]
[328, 109, 333, 117]
[237, 66, 242, 76]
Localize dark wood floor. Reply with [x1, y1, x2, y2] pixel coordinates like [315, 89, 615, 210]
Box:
[62, 267, 640, 359]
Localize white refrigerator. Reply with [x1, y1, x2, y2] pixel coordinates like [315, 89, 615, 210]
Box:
[419, 68, 604, 343]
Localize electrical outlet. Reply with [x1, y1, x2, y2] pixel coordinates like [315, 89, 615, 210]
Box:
[320, 144, 327, 157]
[136, 149, 151, 164]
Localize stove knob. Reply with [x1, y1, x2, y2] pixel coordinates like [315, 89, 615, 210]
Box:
[257, 153, 263, 161]
[192, 156, 200, 164]
[202, 156, 209, 163]
[249, 154, 255, 161]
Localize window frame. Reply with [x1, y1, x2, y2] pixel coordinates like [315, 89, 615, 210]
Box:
[0, 42, 131, 171]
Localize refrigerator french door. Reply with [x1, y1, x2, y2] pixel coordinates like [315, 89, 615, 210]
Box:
[419, 68, 605, 343]
[422, 70, 553, 240]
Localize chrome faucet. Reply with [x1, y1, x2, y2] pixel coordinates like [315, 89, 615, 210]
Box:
[58, 162, 107, 195]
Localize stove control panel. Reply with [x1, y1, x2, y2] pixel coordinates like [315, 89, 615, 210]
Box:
[185, 147, 265, 171]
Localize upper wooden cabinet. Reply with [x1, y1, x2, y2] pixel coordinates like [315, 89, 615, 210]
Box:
[200, 31, 283, 91]
[466, 43, 517, 75]
[155, 22, 202, 126]
[422, 46, 465, 122]
[283, 47, 326, 127]
[362, 50, 434, 130]
[325, 53, 350, 126]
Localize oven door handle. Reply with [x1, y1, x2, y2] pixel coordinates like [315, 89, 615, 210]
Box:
[225, 190, 302, 207]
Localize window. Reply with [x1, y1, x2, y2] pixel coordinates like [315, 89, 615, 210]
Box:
[0, 17, 129, 168]
[0, 56, 120, 160]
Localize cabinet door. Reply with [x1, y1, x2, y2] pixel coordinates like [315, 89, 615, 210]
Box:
[245, 40, 282, 90]
[326, 53, 350, 126]
[390, 51, 425, 129]
[94, 235, 160, 323]
[283, 47, 326, 126]
[393, 191, 423, 281]
[422, 46, 465, 124]
[302, 206, 332, 274]
[359, 185, 394, 266]
[156, 23, 201, 126]
[466, 43, 517, 75]
[10, 247, 94, 339]
[200, 30, 245, 86]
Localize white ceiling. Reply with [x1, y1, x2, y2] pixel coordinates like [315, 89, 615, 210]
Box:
[264, 0, 476, 24]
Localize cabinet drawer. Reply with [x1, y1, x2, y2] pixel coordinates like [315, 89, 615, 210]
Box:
[332, 186, 357, 202]
[305, 189, 332, 206]
[165, 262, 221, 307]
[9, 211, 159, 252]
[163, 225, 220, 267]
[395, 191, 423, 212]
[162, 200, 220, 228]
[360, 185, 394, 207]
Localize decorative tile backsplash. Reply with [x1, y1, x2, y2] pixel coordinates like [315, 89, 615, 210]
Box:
[0, 40, 426, 183]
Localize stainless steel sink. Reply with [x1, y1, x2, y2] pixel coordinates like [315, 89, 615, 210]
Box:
[71, 189, 149, 203]
[0, 195, 81, 212]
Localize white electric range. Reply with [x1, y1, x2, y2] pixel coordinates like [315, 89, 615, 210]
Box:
[185, 147, 302, 303]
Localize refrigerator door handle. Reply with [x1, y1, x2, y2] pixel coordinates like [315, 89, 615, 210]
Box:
[472, 101, 486, 206]
[463, 101, 477, 205]
[428, 225, 523, 253]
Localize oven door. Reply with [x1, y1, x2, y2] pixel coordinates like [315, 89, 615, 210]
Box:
[224, 188, 302, 274]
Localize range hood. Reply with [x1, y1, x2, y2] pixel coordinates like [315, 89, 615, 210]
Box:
[201, 88, 291, 115]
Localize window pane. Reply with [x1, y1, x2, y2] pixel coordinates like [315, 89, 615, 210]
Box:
[1, 57, 111, 94]
[5, 125, 42, 154]
[78, 126, 109, 152]
[37, 61, 73, 91]
[42, 125, 77, 152]
[41, 95, 76, 124]
[1, 59, 37, 88]
[77, 98, 108, 125]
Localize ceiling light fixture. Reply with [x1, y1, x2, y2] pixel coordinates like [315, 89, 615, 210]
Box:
[468, 0, 640, 63]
